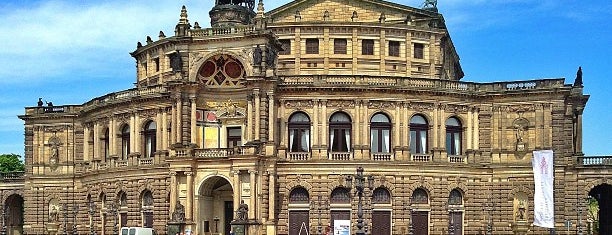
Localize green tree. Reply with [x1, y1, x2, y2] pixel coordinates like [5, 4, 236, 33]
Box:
[0, 154, 25, 172]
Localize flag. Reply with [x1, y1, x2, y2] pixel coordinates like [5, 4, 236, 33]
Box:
[532, 150, 555, 228]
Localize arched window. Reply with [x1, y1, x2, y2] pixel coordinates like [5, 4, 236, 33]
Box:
[102, 128, 110, 161]
[329, 112, 352, 152]
[289, 187, 310, 204]
[143, 121, 157, 158]
[119, 191, 128, 227]
[446, 117, 462, 155]
[412, 188, 429, 204]
[141, 190, 154, 228]
[449, 189, 463, 205]
[409, 115, 428, 154]
[330, 187, 351, 204]
[121, 124, 130, 159]
[370, 113, 391, 153]
[288, 112, 311, 152]
[372, 187, 391, 204]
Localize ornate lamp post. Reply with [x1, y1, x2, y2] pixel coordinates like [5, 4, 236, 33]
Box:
[108, 202, 118, 235]
[1, 204, 6, 235]
[345, 166, 374, 235]
[88, 201, 97, 235]
[447, 202, 455, 235]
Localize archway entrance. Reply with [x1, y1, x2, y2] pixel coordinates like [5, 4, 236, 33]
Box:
[5, 194, 24, 235]
[198, 176, 233, 235]
[589, 183, 612, 235]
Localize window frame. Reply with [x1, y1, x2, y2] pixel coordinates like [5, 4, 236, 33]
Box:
[305, 38, 319, 54]
[414, 43, 424, 59]
[409, 115, 429, 154]
[288, 112, 311, 152]
[329, 112, 352, 152]
[445, 117, 462, 155]
[143, 121, 157, 158]
[370, 113, 392, 153]
[334, 38, 347, 54]
[388, 41, 400, 57]
[362, 39, 374, 55]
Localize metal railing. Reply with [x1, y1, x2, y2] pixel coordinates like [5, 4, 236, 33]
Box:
[0, 171, 25, 181]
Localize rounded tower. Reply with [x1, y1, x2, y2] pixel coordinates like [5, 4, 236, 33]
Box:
[209, 0, 256, 27]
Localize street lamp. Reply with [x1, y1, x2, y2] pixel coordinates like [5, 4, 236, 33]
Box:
[447, 202, 455, 235]
[88, 201, 97, 235]
[345, 166, 374, 235]
[213, 216, 219, 234]
[108, 202, 118, 235]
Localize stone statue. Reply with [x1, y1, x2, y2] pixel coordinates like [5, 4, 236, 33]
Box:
[253, 45, 263, 66]
[235, 200, 248, 221]
[170, 51, 183, 72]
[37, 98, 43, 107]
[516, 200, 527, 221]
[49, 205, 59, 222]
[50, 144, 59, 164]
[514, 123, 525, 143]
[423, 0, 437, 8]
[172, 200, 186, 222]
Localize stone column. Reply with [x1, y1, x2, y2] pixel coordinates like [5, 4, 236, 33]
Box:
[576, 108, 584, 154]
[186, 171, 194, 221]
[130, 114, 136, 154]
[94, 122, 100, 159]
[83, 126, 90, 161]
[162, 110, 168, 150]
[267, 170, 276, 221]
[177, 98, 183, 144]
[405, 32, 412, 76]
[247, 95, 253, 142]
[268, 92, 275, 142]
[321, 100, 328, 159]
[254, 90, 261, 140]
[467, 109, 473, 150]
[474, 107, 480, 148]
[312, 99, 319, 147]
[249, 170, 256, 219]
[134, 113, 141, 153]
[171, 104, 176, 145]
[190, 97, 197, 145]
[232, 171, 240, 213]
[109, 118, 116, 156]
[156, 112, 163, 153]
[170, 172, 177, 213]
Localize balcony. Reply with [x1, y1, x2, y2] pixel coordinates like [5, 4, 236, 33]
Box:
[448, 155, 466, 163]
[329, 152, 352, 161]
[0, 171, 25, 182]
[411, 154, 431, 162]
[578, 156, 612, 166]
[288, 152, 310, 161]
[174, 145, 260, 159]
[195, 148, 234, 158]
[372, 153, 393, 161]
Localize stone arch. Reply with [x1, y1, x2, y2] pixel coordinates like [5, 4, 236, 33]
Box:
[408, 112, 433, 125]
[446, 182, 468, 200]
[509, 185, 533, 200]
[327, 110, 354, 123]
[375, 180, 396, 196]
[197, 173, 234, 196]
[408, 181, 435, 196]
[368, 110, 394, 125]
[584, 178, 612, 198]
[284, 178, 313, 197]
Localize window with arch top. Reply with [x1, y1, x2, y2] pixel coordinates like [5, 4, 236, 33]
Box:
[412, 188, 429, 204]
[410, 115, 428, 154]
[121, 124, 130, 159]
[143, 121, 156, 158]
[288, 112, 311, 152]
[370, 113, 391, 153]
[372, 187, 391, 204]
[330, 187, 351, 204]
[329, 112, 352, 152]
[448, 189, 463, 205]
[289, 187, 310, 204]
[446, 117, 462, 155]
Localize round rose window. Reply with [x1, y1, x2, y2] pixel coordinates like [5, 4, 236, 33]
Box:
[197, 54, 245, 87]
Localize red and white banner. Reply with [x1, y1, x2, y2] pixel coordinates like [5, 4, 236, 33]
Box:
[532, 150, 555, 228]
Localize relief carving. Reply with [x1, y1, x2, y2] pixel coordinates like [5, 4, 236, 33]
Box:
[407, 102, 434, 111]
[284, 100, 314, 109]
[327, 100, 355, 108]
[367, 101, 395, 109]
[444, 104, 469, 113]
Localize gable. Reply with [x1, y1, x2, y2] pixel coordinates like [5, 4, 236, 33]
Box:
[267, 0, 439, 24]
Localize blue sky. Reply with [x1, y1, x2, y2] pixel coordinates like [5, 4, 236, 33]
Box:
[0, 0, 610, 156]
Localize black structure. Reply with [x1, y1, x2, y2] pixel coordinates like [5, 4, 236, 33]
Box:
[345, 167, 373, 235]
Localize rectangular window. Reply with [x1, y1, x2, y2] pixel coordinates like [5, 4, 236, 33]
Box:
[388, 41, 400, 57]
[305, 38, 319, 54]
[362, 39, 374, 55]
[334, 39, 347, 54]
[153, 58, 160, 72]
[227, 127, 242, 148]
[279, 39, 291, 55]
[414, 43, 424, 59]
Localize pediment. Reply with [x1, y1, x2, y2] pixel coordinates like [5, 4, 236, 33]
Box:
[267, 0, 440, 24]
